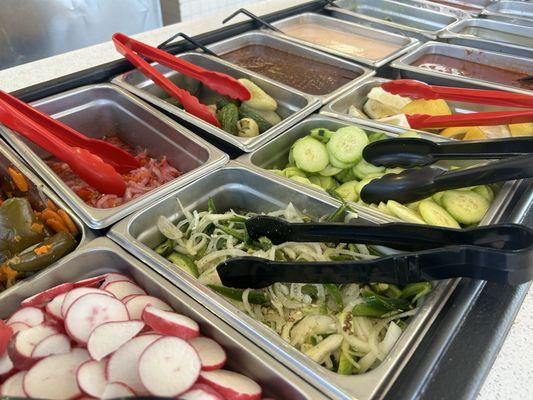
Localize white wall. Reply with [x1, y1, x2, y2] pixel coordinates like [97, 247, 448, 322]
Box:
[180, 0, 262, 21]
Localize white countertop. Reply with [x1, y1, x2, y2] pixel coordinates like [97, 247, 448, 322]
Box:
[1, 1, 531, 398]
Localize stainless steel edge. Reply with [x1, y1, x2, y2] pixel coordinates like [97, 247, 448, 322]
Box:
[112, 53, 321, 153]
[0, 83, 228, 229]
[326, 0, 458, 41]
[206, 30, 376, 104]
[267, 12, 420, 68]
[482, 0, 533, 24]
[108, 161, 458, 400]
[390, 41, 533, 95]
[392, 0, 484, 17]
[0, 237, 326, 400]
[439, 18, 533, 58]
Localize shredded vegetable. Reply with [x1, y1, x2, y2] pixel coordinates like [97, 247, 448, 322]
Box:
[153, 199, 432, 374]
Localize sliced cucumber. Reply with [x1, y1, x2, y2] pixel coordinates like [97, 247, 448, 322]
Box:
[368, 132, 389, 143]
[329, 153, 355, 169]
[442, 190, 490, 225]
[292, 137, 330, 173]
[326, 126, 369, 164]
[310, 128, 334, 143]
[283, 166, 307, 178]
[334, 181, 359, 202]
[432, 191, 445, 206]
[318, 164, 342, 177]
[472, 185, 494, 202]
[319, 176, 338, 191]
[386, 200, 427, 224]
[418, 200, 460, 228]
[352, 159, 385, 180]
[308, 175, 321, 186]
[406, 200, 421, 211]
[167, 252, 199, 278]
[335, 168, 357, 183]
[378, 202, 394, 216]
[288, 148, 295, 166]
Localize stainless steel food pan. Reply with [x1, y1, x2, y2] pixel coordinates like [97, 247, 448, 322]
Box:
[483, 1, 533, 23]
[320, 76, 522, 138]
[390, 41, 533, 95]
[206, 30, 375, 104]
[326, 0, 459, 40]
[0, 237, 325, 400]
[0, 141, 92, 294]
[268, 13, 419, 67]
[0, 83, 228, 230]
[440, 18, 533, 58]
[112, 52, 320, 153]
[392, 0, 476, 18]
[108, 162, 457, 400]
[238, 114, 520, 226]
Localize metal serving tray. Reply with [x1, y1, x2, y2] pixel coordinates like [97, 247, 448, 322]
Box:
[0, 140, 92, 294]
[320, 76, 521, 138]
[326, 0, 459, 40]
[206, 30, 375, 104]
[483, 1, 533, 22]
[440, 18, 533, 58]
[267, 13, 419, 68]
[108, 162, 457, 400]
[0, 84, 227, 230]
[0, 237, 325, 400]
[112, 52, 320, 153]
[238, 114, 520, 226]
[392, 0, 476, 18]
[390, 41, 533, 95]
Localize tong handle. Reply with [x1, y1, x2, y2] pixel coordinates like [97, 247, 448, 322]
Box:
[407, 109, 533, 129]
[222, 8, 283, 32]
[432, 137, 533, 159]
[157, 32, 218, 57]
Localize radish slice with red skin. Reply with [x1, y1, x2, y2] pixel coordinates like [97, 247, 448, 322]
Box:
[64, 293, 129, 344]
[46, 293, 68, 321]
[103, 280, 146, 300]
[77, 359, 107, 398]
[74, 274, 110, 288]
[21, 283, 74, 308]
[23, 348, 90, 400]
[125, 295, 172, 320]
[180, 383, 224, 400]
[102, 382, 136, 399]
[106, 334, 161, 395]
[61, 288, 114, 318]
[31, 333, 71, 358]
[7, 322, 30, 334]
[138, 336, 200, 397]
[8, 324, 58, 369]
[6, 307, 44, 327]
[100, 273, 133, 288]
[199, 370, 262, 400]
[87, 320, 145, 361]
[122, 294, 139, 303]
[0, 351, 14, 379]
[189, 337, 226, 371]
[0, 321, 13, 356]
[0, 370, 26, 396]
[142, 306, 199, 340]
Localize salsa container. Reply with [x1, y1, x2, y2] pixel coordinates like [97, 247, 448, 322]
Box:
[0, 237, 326, 400]
[0, 83, 228, 229]
[238, 114, 521, 225]
[439, 18, 533, 58]
[206, 30, 375, 104]
[390, 41, 533, 95]
[267, 13, 419, 68]
[108, 162, 458, 400]
[325, 0, 459, 40]
[112, 52, 320, 153]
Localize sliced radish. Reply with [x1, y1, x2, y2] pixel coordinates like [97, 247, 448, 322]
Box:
[87, 320, 145, 361]
[100, 273, 133, 288]
[31, 333, 71, 358]
[199, 370, 262, 400]
[102, 382, 136, 399]
[65, 293, 129, 344]
[46, 292, 68, 321]
[180, 383, 224, 400]
[124, 295, 172, 320]
[23, 348, 90, 400]
[138, 336, 200, 397]
[6, 307, 44, 327]
[0, 321, 13, 356]
[8, 324, 58, 369]
[142, 306, 199, 340]
[74, 274, 110, 288]
[0, 351, 14, 379]
[21, 283, 74, 307]
[189, 337, 226, 371]
[7, 322, 30, 334]
[103, 280, 146, 300]
[61, 288, 114, 318]
[77, 359, 107, 398]
[0, 370, 26, 396]
[122, 294, 139, 303]
[106, 334, 161, 395]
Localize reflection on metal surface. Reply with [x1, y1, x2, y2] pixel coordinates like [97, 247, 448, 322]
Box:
[0, 0, 162, 70]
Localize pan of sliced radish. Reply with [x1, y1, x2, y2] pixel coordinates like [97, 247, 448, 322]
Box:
[0, 237, 325, 400]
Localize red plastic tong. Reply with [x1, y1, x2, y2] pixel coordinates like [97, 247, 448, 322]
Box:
[112, 33, 251, 127]
[382, 80, 533, 129]
[0, 91, 132, 196]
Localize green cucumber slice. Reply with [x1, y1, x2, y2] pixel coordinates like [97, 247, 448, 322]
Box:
[292, 137, 330, 173]
[432, 191, 445, 206]
[334, 181, 359, 202]
[442, 190, 490, 225]
[378, 202, 394, 216]
[472, 185, 494, 202]
[352, 159, 385, 180]
[418, 200, 460, 228]
[326, 126, 369, 164]
[283, 166, 307, 178]
[329, 153, 355, 169]
[319, 176, 338, 191]
[335, 168, 357, 183]
[318, 164, 342, 177]
[386, 200, 427, 224]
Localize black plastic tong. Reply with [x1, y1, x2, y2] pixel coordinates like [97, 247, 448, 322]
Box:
[360, 137, 533, 203]
[216, 216, 533, 288]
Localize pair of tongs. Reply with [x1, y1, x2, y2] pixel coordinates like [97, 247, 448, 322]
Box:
[382, 80, 533, 129]
[216, 216, 533, 288]
[360, 136, 533, 203]
[0, 91, 139, 195]
[112, 33, 250, 127]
